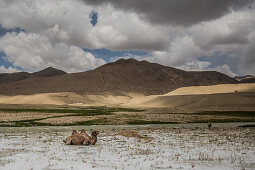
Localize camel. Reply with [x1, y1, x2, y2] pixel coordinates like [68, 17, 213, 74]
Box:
[63, 129, 99, 145]
[207, 121, 212, 130]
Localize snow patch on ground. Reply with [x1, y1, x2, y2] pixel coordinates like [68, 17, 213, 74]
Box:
[0, 128, 255, 169]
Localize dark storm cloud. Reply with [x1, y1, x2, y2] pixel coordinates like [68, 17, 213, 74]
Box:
[80, 0, 250, 26]
[209, 25, 251, 45]
[0, 0, 255, 75]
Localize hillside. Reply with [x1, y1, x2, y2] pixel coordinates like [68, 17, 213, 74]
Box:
[0, 67, 67, 84]
[0, 59, 237, 95]
[234, 75, 255, 83]
[0, 83, 255, 111]
[31, 67, 67, 78]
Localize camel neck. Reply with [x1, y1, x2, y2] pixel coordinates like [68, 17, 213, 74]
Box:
[91, 136, 97, 145]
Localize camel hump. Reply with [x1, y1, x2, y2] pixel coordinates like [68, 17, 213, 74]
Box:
[72, 130, 78, 135]
[80, 129, 87, 134]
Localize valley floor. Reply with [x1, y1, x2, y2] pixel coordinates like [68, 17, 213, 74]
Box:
[0, 106, 255, 126]
[0, 126, 255, 169]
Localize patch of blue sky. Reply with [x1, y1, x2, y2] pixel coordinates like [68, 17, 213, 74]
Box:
[89, 10, 98, 27]
[199, 52, 240, 75]
[0, 24, 25, 37]
[0, 52, 12, 67]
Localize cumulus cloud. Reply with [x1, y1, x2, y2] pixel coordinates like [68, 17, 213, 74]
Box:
[214, 64, 237, 77]
[0, 0, 170, 51]
[128, 4, 255, 76]
[0, 0, 254, 76]
[0, 65, 18, 73]
[0, 32, 105, 72]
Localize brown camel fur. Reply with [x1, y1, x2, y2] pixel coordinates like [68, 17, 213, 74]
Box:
[63, 130, 99, 145]
[72, 130, 78, 135]
[80, 129, 99, 145]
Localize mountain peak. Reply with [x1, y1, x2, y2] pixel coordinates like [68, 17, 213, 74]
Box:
[117, 58, 137, 62]
[31, 67, 67, 78]
[113, 58, 149, 65]
[95, 58, 153, 72]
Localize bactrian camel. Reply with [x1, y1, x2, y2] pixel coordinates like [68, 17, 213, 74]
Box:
[63, 129, 99, 145]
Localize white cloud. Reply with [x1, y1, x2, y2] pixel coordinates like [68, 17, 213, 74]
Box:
[150, 35, 209, 67]
[214, 64, 237, 77]
[0, 32, 105, 73]
[0, 65, 19, 73]
[0, 0, 170, 51]
[0, 0, 254, 76]
[178, 60, 211, 71]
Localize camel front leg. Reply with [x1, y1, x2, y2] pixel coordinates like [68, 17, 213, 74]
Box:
[83, 140, 90, 145]
[64, 137, 73, 145]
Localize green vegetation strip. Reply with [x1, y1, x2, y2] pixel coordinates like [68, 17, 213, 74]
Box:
[0, 107, 144, 127]
[161, 111, 255, 117]
[1, 107, 254, 127]
[196, 111, 255, 117]
[0, 119, 109, 127]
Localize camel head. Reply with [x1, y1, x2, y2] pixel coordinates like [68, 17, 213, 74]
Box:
[91, 130, 99, 137]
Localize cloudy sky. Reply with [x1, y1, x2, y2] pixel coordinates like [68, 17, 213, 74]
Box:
[0, 0, 254, 76]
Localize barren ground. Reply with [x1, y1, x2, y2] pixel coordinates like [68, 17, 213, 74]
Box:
[0, 125, 255, 169]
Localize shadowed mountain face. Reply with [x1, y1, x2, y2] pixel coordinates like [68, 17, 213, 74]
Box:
[31, 67, 67, 78]
[234, 75, 255, 83]
[0, 67, 67, 84]
[0, 59, 237, 95]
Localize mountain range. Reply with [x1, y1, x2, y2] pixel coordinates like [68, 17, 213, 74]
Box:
[0, 59, 238, 95]
[0, 67, 67, 84]
[234, 75, 255, 83]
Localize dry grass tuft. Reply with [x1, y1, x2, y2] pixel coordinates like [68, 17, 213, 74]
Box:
[120, 130, 154, 142]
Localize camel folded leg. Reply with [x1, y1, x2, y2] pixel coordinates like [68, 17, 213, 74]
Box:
[64, 136, 73, 145]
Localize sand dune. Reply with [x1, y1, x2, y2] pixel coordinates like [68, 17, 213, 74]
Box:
[0, 92, 86, 105]
[164, 83, 255, 96]
[0, 83, 255, 110]
[129, 83, 255, 108]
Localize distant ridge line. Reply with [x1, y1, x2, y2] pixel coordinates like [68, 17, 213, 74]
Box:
[0, 59, 238, 95]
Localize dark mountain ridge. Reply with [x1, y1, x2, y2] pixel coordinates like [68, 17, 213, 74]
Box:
[234, 75, 255, 83]
[0, 59, 238, 95]
[0, 67, 67, 84]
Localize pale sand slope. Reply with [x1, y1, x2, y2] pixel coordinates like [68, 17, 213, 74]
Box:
[126, 83, 255, 108]
[164, 83, 255, 96]
[0, 92, 86, 105]
[74, 83, 255, 109]
[0, 83, 255, 109]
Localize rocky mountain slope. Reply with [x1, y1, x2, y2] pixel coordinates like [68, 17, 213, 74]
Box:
[0, 67, 67, 84]
[0, 59, 237, 95]
[234, 75, 255, 83]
